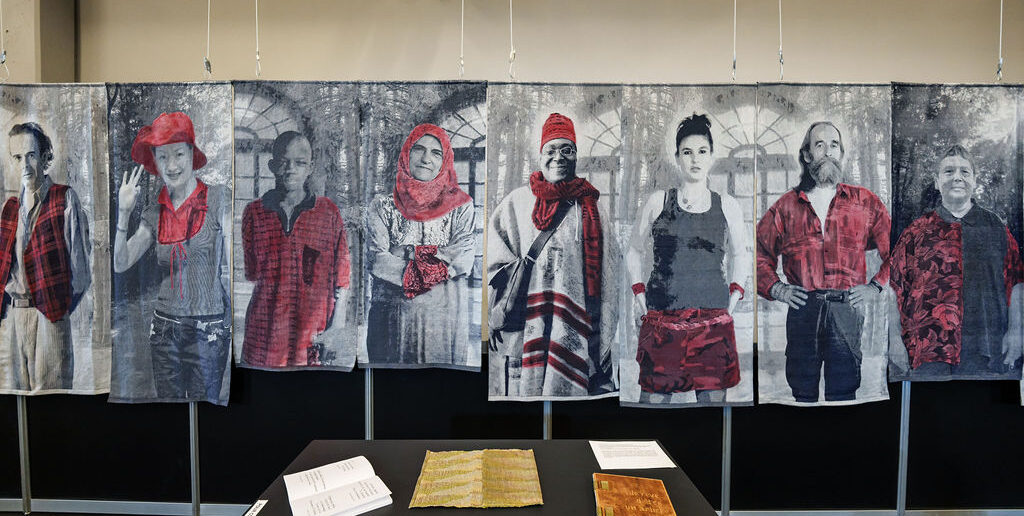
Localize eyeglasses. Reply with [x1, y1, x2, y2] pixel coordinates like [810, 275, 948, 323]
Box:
[543, 146, 577, 160]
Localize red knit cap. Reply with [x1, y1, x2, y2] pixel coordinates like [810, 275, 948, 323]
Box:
[131, 112, 207, 175]
[540, 113, 576, 151]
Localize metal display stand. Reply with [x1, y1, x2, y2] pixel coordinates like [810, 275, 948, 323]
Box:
[16, 395, 30, 515]
[722, 406, 733, 516]
[189, 402, 201, 516]
[6, 374, 1024, 515]
[897, 381, 911, 516]
[365, 369, 374, 440]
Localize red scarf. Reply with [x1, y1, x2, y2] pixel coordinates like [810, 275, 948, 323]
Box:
[529, 171, 602, 297]
[393, 124, 472, 222]
[157, 180, 209, 299]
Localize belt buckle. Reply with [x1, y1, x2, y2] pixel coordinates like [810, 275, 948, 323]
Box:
[824, 291, 846, 303]
[12, 297, 32, 308]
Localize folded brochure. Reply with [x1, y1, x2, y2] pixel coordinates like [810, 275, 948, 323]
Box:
[283, 456, 392, 516]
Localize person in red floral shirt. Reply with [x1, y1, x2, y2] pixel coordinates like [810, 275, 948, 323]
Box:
[889, 144, 1024, 379]
[240, 131, 351, 369]
[756, 121, 891, 402]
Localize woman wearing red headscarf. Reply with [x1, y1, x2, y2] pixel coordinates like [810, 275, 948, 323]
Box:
[114, 112, 232, 404]
[365, 123, 476, 368]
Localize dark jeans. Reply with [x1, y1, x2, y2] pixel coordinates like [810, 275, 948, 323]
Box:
[150, 311, 230, 402]
[785, 290, 864, 402]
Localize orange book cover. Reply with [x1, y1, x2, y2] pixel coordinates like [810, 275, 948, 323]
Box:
[592, 473, 676, 516]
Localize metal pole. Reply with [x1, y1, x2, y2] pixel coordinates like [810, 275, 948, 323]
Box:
[896, 381, 911, 516]
[364, 369, 373, 440]
[189, 402, 200, 516]
[16, 395, 30, 515]
[542, 401, 552, 440]
[721, 406, 732, 516]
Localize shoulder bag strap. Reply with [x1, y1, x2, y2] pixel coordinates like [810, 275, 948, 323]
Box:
[525, 200, 572, 263]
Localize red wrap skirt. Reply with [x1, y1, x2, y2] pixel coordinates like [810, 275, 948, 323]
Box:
[636, 308, 740, 393]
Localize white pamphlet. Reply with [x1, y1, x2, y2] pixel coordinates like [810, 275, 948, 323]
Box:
[588, 440, 677, 470]
[283, 456, 392, 516]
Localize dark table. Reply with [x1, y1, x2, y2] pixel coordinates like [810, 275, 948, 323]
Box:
[247, 439, 716, 515]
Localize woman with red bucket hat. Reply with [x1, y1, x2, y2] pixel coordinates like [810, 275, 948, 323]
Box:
[113, 112, 232, 404]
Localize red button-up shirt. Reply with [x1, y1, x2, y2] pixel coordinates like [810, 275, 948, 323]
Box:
[241, 193, 350, 367]
[756, 183, 891, 300]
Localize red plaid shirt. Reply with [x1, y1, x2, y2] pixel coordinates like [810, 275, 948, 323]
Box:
[241, 193, 350, 367]
[0, 184, 73, 322]
[756, 184, 891, 299]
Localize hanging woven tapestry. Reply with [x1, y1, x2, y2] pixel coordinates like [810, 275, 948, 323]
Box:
[486, 83, 622, 401]
[0, 83, 110, 395]
[755, 83, 892, 406]
[359, 81, 485, 371]
[232, 81, 360, 371]
[107, 82, 234, 405]
[617, 84, 756, 408]
[890, 84, 1023, 382]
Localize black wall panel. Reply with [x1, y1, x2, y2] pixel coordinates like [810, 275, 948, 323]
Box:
[0, 396, 19, 499]
[27, 395, 189, 502]
[3, 365, 1024, 508]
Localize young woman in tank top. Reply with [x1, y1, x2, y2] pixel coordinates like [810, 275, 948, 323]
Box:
[625, 113, 751, 403]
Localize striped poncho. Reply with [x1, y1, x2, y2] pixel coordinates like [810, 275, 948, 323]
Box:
[487, 184, 619, 400]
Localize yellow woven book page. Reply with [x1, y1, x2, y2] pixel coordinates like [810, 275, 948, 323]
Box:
[481, 449, 543, 507]
[408, 449, 543, 508]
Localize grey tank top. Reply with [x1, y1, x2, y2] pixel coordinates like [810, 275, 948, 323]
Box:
[646, 188, 729, 310]
[142, 183, 230, 317]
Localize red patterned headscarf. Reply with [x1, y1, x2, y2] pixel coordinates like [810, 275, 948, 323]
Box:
[393, 124, 472, 222]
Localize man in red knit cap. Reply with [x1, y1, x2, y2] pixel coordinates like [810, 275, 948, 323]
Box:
[0, 122, 91, 393]
[487, 112, 619, 400]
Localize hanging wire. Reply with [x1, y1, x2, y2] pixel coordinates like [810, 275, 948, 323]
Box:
[0, 0, 9, 83]
[778, 0, 785, 80]
[996, 0, 1004, 81]
[203, 0, 213, 79]
[255, 0, 262, 77]
[731, 0, 737, 81]
[508, 0, 517, 80]
[458, 0, 465, 77]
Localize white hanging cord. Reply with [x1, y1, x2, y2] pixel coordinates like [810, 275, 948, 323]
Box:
[731, 0, 737, 81]
[778, 0, 784, 80]
[0, 0, 9, 83]
[508, 0, 517, 80]
[254, 0, 261, 77]
[203, 0, 213, 79]
[996, 0, 1004, 81]
[458, 0, 465, 77]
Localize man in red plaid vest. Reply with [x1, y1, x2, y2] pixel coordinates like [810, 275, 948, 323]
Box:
[0, 122, 91, 393]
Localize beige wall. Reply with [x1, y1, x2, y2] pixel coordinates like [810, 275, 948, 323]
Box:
[4, 0, 41, 82]
[69, 0, 1023, 83]
[39, 0, 75, 83]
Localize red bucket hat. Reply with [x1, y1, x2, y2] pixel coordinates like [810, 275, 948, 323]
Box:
[131, 112, 208, 175]
[540, 112, 576, 151]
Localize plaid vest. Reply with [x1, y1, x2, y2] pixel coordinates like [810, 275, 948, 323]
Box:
[0, 184, 72, 322]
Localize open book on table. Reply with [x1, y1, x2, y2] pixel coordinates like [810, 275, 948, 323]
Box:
[283, 456, 392, 516]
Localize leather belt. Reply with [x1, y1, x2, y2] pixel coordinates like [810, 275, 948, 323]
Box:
[7, 295, 34, 308]
[812, 289, 848, 303]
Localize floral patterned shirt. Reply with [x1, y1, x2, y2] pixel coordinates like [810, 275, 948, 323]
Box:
[889, 205, 1023, 368]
